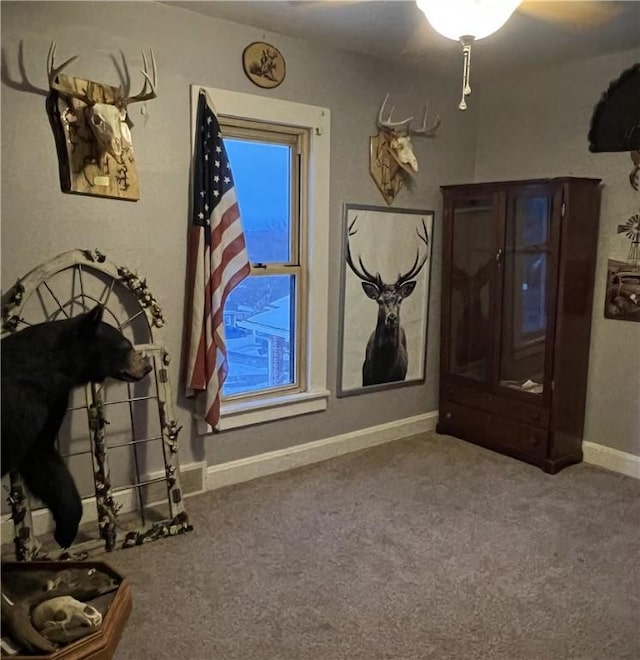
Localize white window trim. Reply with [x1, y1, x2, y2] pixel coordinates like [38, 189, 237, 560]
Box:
[190, 85, 331, 433]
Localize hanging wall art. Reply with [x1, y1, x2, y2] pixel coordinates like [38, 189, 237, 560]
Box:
[242, 41, 286, 89]
[46, 42, 157, 201]
[337, 204, 434, 396]
[604, 211, 640, 322]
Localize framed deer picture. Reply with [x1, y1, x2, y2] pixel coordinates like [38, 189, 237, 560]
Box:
[337, 204, 434, 397]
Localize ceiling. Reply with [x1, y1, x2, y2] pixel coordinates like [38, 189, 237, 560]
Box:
[166, 1, 640, 77]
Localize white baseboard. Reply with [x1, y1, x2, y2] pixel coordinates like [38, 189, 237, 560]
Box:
[5, 417, 635, 546]
[207, 410, 439, 491]
[1, 413, 437, 543]
[582, 441, 640, 479]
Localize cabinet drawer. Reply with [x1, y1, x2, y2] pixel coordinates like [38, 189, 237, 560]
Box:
[441, 381, 550, 429]
[439, 401, 548, 461]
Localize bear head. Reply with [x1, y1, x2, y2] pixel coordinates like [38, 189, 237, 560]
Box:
[61, 305, 152, 385]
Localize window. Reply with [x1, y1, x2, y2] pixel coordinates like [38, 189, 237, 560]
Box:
[220, 123, 306, 399]
[190, 87, 330, 432]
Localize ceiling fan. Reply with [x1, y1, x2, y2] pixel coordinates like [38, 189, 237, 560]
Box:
[288, 1, 620, 29]
[288, 1, 621, 109]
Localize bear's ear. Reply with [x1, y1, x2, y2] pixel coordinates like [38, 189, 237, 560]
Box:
[81, 304, 105, 329]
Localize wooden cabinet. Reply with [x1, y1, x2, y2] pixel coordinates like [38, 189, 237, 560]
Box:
[437, 177, 601, 474]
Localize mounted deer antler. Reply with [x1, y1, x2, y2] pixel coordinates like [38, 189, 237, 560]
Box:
[46, 41, 157, 166]
[377, 93, 441, 137]
[47, 41, 157, 109]
[375, 93, 441, 175]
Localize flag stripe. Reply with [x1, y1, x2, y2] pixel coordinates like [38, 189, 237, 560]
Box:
[184, 90, 251, 429]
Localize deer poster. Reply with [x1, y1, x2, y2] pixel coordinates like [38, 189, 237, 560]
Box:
[337, 204, 434, 397]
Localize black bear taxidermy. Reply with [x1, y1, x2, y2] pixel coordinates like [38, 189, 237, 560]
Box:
[1, 305, 151, 548]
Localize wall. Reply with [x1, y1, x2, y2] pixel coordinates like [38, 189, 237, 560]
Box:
[474, 49, 640, 456]
[0, 2, 476, 468]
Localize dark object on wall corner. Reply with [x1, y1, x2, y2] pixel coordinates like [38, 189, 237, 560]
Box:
[438, 177, 601, 475]
[588, 62, 640, 152]
[242, 41, 286, 89]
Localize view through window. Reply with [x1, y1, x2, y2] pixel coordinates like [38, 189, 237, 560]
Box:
[221, 126, 306, 398]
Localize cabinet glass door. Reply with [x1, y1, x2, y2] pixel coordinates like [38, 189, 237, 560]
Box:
[498, 193, 551, 395]
[448, 198, 494, 382]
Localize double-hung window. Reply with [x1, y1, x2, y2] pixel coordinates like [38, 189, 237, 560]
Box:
[221, 121, 307, 398]
[191, 87, 330, 432]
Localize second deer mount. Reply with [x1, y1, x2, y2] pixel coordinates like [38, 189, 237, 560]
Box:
[370, 93, 441, 206]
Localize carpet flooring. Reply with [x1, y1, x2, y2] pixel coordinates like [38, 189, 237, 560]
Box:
[108, 432, 640, 660]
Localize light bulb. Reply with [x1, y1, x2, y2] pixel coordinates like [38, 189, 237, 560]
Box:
[416, 0, 521, 41]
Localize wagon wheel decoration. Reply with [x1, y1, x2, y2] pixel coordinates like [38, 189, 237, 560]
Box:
[1, 249, 192, 561]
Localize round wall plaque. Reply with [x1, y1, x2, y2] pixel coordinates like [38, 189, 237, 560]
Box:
[242, 41, 286, 89]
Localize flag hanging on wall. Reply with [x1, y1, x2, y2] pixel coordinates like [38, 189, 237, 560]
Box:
[184, 89, 251, 429]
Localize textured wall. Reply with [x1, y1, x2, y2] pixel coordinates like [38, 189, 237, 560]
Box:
[474, 49, 640, 456]
[0, 1, 476, 466]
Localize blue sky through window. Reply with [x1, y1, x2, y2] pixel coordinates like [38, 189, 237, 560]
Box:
[225, 139, 291, 263]
[222, 137, 296, 397]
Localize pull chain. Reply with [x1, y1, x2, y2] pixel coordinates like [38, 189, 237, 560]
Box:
[459, 36, 475, 111]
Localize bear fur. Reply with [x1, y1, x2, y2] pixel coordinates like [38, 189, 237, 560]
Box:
[1, 305, 151, 548]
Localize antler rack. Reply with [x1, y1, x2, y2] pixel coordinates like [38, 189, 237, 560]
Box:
[377, 93, 441, 136]
[46, 41, 157, 108]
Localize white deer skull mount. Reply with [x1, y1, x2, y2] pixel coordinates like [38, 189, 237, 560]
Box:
[46, 41, 157, 201]
[370, 93, 441, 205]
[32, 596, 102, 643]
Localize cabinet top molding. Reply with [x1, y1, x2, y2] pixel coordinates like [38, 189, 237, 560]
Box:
[441, 176, 602, 191]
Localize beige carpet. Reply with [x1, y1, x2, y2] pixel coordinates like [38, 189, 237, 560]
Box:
[108, 432, 640, 660]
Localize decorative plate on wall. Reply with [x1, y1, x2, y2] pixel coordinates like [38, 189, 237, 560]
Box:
[242, 41, 286, 89]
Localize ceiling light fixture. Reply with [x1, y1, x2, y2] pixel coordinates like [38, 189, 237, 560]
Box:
[416, 0, 521, 110]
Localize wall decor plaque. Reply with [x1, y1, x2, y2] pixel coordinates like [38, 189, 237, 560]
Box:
[242, 41, 286, 89]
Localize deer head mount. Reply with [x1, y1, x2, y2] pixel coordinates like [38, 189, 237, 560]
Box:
[370, 93, 441, 206]
[346, 215, 430, 386]
[46, 41, 157, 201]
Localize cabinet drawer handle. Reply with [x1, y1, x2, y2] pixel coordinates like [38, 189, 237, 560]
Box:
[445, 412, 452, 420]
[531, 411, 540, 420]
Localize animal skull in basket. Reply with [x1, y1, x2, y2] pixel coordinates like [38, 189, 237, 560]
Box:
[32, 596, 102, 644]
[370, 94, 441, 205]
[46, 41, 157, 201]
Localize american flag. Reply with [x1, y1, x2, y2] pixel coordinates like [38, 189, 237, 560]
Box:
[184, 90, 251, 429]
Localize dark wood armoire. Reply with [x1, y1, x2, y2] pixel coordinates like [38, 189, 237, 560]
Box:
[437, 177, 601, 474]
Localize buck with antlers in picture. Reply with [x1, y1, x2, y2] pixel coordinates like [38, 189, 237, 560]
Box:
[346, 215, 430, 387]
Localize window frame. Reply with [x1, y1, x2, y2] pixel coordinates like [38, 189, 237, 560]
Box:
[220, 122, 306, 401]
[190, 86, 330, 432]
